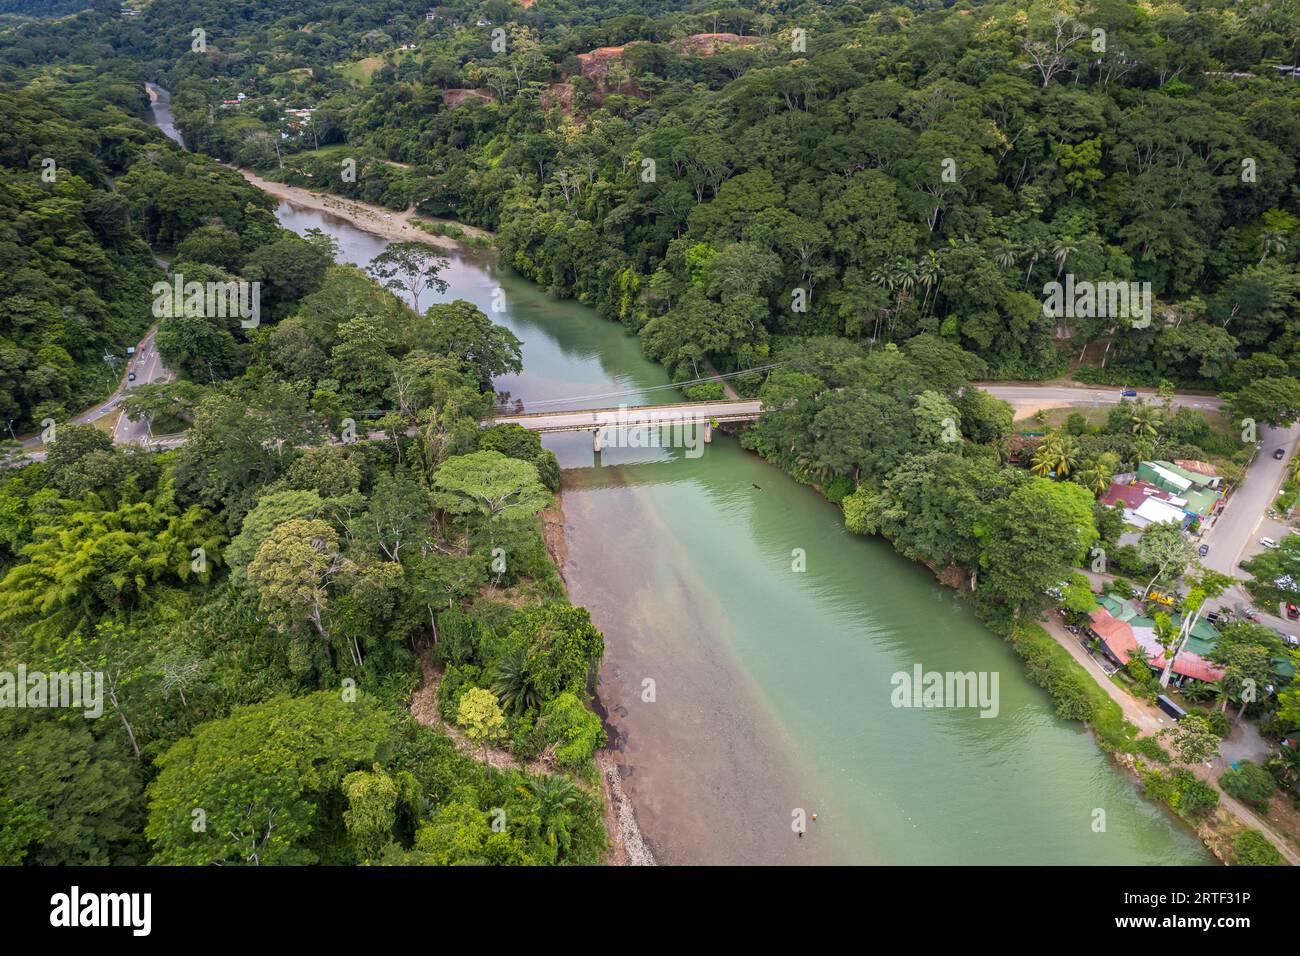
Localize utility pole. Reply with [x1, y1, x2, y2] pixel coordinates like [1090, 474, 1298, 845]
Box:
[102, 352, 122, 390]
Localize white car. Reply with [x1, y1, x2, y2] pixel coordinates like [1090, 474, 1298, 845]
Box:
[1259, 537, 1279, 549]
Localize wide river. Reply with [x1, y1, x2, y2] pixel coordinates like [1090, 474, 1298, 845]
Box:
[150, 88, 1211, 865]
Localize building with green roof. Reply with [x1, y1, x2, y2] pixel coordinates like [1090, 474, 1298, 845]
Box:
[1134, 461, 1223, 516]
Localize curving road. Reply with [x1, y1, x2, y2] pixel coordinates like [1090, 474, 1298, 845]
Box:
[15, 327, 172, 461]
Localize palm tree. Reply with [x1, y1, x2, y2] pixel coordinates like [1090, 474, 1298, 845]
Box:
[1075, 453, 1116, 496]
[1030, 437, 1058, 478]
[1051, 434, 1081, 478]
[1030, 433, 1080, 479]
[869, 266, 897, 343]
[1258, 231, 1287, 264]
[993, 244, 1019, 270]
[529, 774, 581, 857]
[492, 648, 541, 715]
[1130, 402, 1160, 440]
[1053, 240, 1079, 278]
[1023, 245, 1043, 287]
[917, 251, 942, 316]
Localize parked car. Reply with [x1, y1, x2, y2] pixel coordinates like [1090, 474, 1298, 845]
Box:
[127, 372, 136, 382]
[1287, 635, 1300, 650]
[1275, 448, 1286, 460]
[1287, 603, 1299, 620]
[1260, 537, 1279, 549]
[1120, 387, 1138, 397]
[1198, 544, 1209, 557]
[1245, 610, 1262, 623]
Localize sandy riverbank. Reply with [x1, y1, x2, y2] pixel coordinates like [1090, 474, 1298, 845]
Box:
[544, 493, 656, 866]
[234, 167, 491, 251]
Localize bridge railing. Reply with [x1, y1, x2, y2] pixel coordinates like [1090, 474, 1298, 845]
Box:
[486, 399, 763, 421]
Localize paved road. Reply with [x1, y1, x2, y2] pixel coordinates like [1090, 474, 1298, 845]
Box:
[488, 399, 764, 433]
[111, 330, 172, 445]
[1201, 424, 1300, 576]
[979, 383, 1224, 413]
[14, 327, 172, 459]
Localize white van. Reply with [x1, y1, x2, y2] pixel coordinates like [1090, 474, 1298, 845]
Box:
[1259, 537, 1279, 549]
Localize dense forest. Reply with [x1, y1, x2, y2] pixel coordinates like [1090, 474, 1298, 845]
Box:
[1, 0, 1299, 866]
[0, 79, 607, 866]
[3, 0, 1294, 390]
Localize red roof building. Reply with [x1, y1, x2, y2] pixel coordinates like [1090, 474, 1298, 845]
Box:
[1100, 480, 1178, 510]
[1088, 607, 1225, 683]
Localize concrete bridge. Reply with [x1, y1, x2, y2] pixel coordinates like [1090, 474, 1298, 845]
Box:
[486, 399, 764, 451]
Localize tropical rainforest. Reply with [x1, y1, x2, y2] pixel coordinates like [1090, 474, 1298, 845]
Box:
[0, 73, 606, 865]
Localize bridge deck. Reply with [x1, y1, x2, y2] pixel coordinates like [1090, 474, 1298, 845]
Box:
[486, 399, 763, 433]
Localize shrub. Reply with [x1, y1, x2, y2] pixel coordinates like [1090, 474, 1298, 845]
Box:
[1126, 656, 1154, 684]
[1232, 829, 1282, 866]
[1133, 735, 1170, 764]
[842, 486, 881, 536]
[1007, 626, 1095, 722]
[539, 691, 606, 771]
[682, 381, 725, 401]
[437, 662, 484, 723]
[1220, 761, 1276, 812]
[1172, 771, 1219, 819]
[437, 608, 482, 667]
[1140, 767, 1217, 820]
[1202, 708, 1232, 738]
[823, 475, 854, 503]
[1050, 672, 1097, 722]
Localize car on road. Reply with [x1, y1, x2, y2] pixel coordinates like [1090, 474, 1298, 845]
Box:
[1244, 610, 1262, 623]
[1287, 603, 1299, 620]
[1260, 537, 1279, 549]
[1120, 387, 1138, 397]
[1198, 544, 1209, 557]
[1274, 448, 1286, 460]
[128, 372, 136, 382]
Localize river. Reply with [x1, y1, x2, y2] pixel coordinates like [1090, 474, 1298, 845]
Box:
[149, 88, 1212, 865]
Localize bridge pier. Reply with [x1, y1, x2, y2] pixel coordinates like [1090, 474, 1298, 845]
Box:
[703, 421, 712, 444]
[592, 428, 601, 452]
